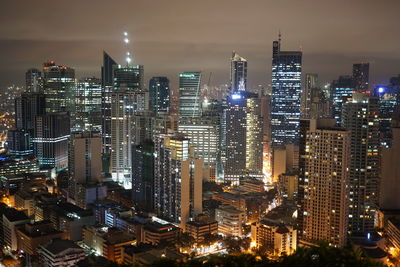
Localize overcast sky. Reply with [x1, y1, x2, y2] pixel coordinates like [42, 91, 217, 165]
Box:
[1, 0, 400, 90]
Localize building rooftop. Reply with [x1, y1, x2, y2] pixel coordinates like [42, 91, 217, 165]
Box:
[39, 239, 83, 255]
[3, 208, 29, 222]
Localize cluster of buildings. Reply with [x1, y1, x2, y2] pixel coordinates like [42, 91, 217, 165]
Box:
[0, 34, 399, 266]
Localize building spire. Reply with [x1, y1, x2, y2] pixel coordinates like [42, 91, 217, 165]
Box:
[278, 30, 281, 45]
[123, 31, 132, 66]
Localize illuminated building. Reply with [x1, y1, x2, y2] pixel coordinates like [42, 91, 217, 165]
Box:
[215, 205, 246, 237]
[230, 52, 247, 91]
[241, 178, 265, 193]
[101, 51, 118, 154]
[111, 64, 146, 189]
[271, 37, 302, 147]
[0, 154, 39, 177]
[131, 140, 154, 211]
[68, 132, 102, 200]
[222, 91, 263, 183]
[373, 85, 398, 147]
[25, 68, 43, 93]
[83, 226, 135, 263]
[178, 117, 219, 181]
[42, 61, 75, 114]
[298, 119, 350, 247]
[331, 75, 355, 125]
[149, 77, 170, 114]
[154, 133, 203, 230]
[353, 63, 369, 92]
[73, 77, 102, 132]
[251, 220, 297, 255]
[186, 217, 218, 244]
[33, 112, 70, 169]
[132, 111, 153, 146]
[343, 93, 379, 234]
[277, 173, 298, 202]
[179, 72, 202, 118]
[140, 221, 180, 246]
[38, 239, 85, 267]
[386, 218, 400, 251]
[2, 207, 30, 250]
[272, 144, 299, 182]
[260, 94, 272, 183]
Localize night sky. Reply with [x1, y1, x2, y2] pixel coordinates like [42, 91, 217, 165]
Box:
[1, 0, 400, 90]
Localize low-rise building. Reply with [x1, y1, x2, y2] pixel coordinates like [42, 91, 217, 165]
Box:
[186, 217, 218, 244]
[140, 221, 180, 246]
[3, 208, 30, 250]
[241, 179, 265, 193]
[38, 239, 85, 267]
[212, 192, 246, 211]
[277, 172, 298, 202]
[215, 205, 246, 237]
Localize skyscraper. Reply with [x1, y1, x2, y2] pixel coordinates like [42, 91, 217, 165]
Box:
[111, 65, 146, 189]
[73, 77, 102, 133]
[154, 133, 203, 230]
[32, 112, 70, 169]
[101, 52, 118, 154]
[343, 93, 380, 234]
[25, 68, 43, 93]
[301, 73, 318, 117]
[271, 37, 302, 147]
[179, 72, 202, 118]
[149, 77, 170, 114]
[298, 119, 350, 247]
[230, 52, 247, 92]
[222, 91, 263, 183]
[42, 61, 75, 114]
[331, 75, 355, 125]
[68, 131, 102, 199]
[353, 63, 369, 92]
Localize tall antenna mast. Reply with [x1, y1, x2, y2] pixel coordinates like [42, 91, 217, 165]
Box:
[123, 31, 132, 66]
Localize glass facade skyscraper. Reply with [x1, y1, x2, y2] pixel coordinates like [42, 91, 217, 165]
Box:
[271, 38, 302, 147]
[331, 75, 355, 125]
[353, 63, 369, 92]
[149, 76, 170, 114]
[179, 72, 202, 118]
[230, 52, 247, 92]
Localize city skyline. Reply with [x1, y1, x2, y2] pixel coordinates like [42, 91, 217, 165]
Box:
[1, 0, 400, 89]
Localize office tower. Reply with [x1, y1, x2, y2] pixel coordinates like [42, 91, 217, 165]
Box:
[271, 37, 302, 147]
[373, 85, 398, 147]
[42, 61, 75, 113]
[6, 129, 31, 154]
[230, 52, 247, 92]
[298, 119, 350, 247]
[154, 133, 203, 230]
[101, 52, 118, 154]
[353, 63, 369, 92]
[260, 94, 272, 183]
[32, 112, 70, 169]
[379, 112, 400, 210]
[132, 140, 154, 211]
[179, 72, 202, 118]
[111, 65, 146, 189]
[25, 68, 43, 93]
[301, 73, 318, 117]
[343, 93, 380, 234]
[331, 75, 355, 125]
[132, 111, 154, 146]
[222, 91, 263, 183]
[149, 77, 170, 114]
[178, 117, 220, 181]
[15, 92, 46, 131]
[73, 77, 102, 133]
[68, 132, 102, 199]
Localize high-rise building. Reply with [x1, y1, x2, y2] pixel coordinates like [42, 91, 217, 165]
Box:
[301, 73, 318, 117]
[331, 75, 355, 125]
[222, 91, 263, 183]
[15, 92, 46, 132]
[32, 112, 70, 169]
[343, 93, 380, 234]
[271, 37, 302, 147]
[298, 119, 350, 247]
[132, 140, 154, 211]
[68, 132, 102, 199]
[101, 52, 118, 154]
[353, 63, 369, 92]
[111, 65, 146, 189]
[230, 52, 247, 92]
[149, 77, 170, 114]
[73, 77, 102, 133]
[179, 72, 202, 118]
[42, 61, 75, 114]
[154, 133, 203, 230]
[25, 68, 43, 93]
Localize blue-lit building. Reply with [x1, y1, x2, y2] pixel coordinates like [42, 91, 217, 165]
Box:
[149, 77, 170, 114]
[230, 52, 247, 92]
[271, 38, 302, 147]
[331, 75, 355, 125]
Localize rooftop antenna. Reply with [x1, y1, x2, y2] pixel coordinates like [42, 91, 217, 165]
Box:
[123, 31, 132, 66]
[278, 30, 282, 45]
